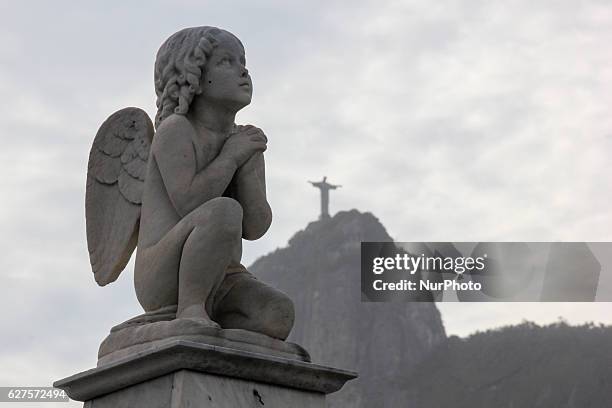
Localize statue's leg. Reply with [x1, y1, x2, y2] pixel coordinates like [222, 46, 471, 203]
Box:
[212, 274, 295, 340]
[135, 197, 243, 326]
[176, 197, 243, 324]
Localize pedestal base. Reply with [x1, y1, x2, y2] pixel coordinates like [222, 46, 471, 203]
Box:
[55, 340, 356, 408]
[82, 369, 325, 408]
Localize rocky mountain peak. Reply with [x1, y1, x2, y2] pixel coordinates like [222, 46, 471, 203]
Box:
[250, 209, 446, 407]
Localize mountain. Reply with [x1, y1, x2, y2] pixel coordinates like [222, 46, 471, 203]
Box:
[408, 321, 612, 407]
[250, 209, 447, 407]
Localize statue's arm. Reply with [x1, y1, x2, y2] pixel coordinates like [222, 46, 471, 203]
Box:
[154, 116, 237, 217]
[232, 152, 272, 240]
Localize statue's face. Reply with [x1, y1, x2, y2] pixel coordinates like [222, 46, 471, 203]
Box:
[200, 32, 252, 111]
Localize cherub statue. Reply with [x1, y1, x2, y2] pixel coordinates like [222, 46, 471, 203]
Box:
[86, 26, 294, 343]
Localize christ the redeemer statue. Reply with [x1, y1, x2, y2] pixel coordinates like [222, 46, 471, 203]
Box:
[309, 176, 341, 219]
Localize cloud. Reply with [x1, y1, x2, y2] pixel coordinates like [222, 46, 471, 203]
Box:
[0, 0, 611, 393]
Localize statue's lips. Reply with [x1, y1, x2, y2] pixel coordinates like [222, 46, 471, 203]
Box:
[239, 82, 251, 88]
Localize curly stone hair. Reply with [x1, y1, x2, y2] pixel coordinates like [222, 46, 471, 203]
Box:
[154, 26, 242, 128]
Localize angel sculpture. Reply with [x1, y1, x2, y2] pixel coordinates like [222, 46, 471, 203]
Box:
[86, 27, 296, 350]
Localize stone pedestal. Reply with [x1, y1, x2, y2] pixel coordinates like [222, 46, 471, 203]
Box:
[54, 340, 356, 407]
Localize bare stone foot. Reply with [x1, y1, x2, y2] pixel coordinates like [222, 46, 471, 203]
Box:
[177, 304, 220, 328]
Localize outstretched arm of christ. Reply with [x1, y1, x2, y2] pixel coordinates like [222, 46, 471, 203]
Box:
[231, 151, 272, 240]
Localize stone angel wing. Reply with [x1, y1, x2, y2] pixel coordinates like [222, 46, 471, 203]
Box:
[85, 107, 154, 286]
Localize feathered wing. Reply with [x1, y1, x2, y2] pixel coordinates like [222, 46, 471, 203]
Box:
[86, 107, 154, 286]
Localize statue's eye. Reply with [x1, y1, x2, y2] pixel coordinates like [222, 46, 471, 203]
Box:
[219, 57, 231, 66]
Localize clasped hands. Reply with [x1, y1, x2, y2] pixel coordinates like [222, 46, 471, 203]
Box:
[222, 125, 267, 171]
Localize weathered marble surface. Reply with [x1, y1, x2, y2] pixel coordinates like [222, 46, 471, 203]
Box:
[98, 318, 310, 365]
[85, 26, 294, 347]
[54, 340, 356, 407]
[82, 370, 324, 408]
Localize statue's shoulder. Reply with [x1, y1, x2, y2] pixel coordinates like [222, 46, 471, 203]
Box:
[153, 114, 196, 151]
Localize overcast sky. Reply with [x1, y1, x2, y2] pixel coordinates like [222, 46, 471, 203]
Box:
[1, 1, 611, 405]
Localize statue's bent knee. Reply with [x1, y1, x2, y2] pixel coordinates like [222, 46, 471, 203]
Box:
[193, 198, 243, 235]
